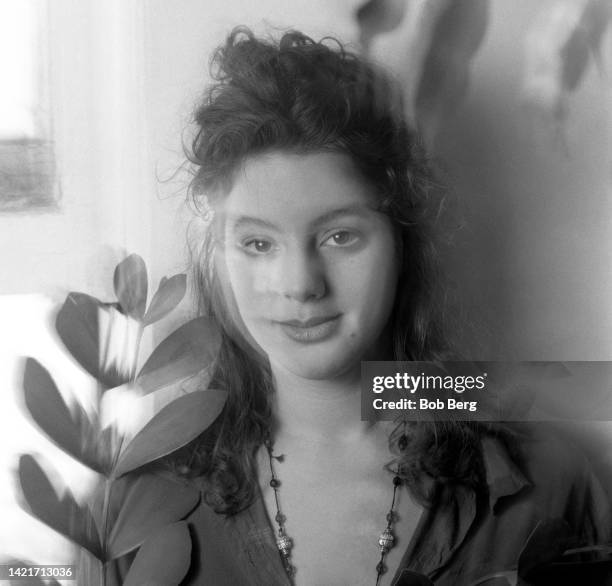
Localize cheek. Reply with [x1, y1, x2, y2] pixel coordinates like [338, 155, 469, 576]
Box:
[214, 250, 251, 320]
[224, 252, 254, 293]
[341, 241, 399, 313]
[222, 252, 273, 322]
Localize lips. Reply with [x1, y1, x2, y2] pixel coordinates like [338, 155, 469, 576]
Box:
[278, 315, 340, 328]
[275, 314, 341, 343]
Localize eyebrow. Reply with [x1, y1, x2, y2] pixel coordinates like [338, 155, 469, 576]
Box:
[227, 204, 379, 232]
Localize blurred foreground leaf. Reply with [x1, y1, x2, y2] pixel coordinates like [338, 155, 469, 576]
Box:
[107, 473, 199, 559]
[123, 522, 191, 586]
[136, 316, 221, 394]
[114, 388, 227, 477]
[114, 254, 148, 320]
[143, 274, 187, 326]
[23, 358, 112, 474]
[55, 293, 128, 389]
[18, 455, 102, 559]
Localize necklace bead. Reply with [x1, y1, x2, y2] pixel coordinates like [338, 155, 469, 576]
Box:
[276, 532, 293, 556]
[378, 528, 396, 553]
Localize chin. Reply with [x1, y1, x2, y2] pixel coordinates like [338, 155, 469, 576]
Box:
[273, 348, 363, 382]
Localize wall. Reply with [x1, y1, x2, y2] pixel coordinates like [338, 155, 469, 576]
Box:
[437, 0, 612, 360]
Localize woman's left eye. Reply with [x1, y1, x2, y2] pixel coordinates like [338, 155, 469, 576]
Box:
[323, 230, 359, 247]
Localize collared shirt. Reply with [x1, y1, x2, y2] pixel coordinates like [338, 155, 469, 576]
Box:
[182, 428, 610, 585]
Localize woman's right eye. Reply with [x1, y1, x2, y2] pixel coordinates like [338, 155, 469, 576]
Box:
[241, 238, 274, 255]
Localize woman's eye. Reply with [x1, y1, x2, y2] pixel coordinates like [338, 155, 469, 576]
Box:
[324, 230, 358, 247]
[242, 239, 273, 254]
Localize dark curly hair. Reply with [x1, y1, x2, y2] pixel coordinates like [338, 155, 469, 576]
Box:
[178, 27, 493, 515]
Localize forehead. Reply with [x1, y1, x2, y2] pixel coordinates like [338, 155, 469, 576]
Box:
[221, 151, 379, 227]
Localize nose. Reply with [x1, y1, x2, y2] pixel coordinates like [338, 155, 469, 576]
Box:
[270, 245, 326, 302]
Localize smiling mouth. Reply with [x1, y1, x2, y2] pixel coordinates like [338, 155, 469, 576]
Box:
[275, 315, 341, 343]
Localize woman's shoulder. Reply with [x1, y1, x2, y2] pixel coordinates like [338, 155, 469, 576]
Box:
[485, 423, 612, 542]
[512, 424, 607, 489]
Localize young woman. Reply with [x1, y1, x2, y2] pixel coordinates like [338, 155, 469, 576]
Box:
[175, 28, 609, 586]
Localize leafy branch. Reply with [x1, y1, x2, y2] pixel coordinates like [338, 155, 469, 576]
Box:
[15, 254, 226, 585]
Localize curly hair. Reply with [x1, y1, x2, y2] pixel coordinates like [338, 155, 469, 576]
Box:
[178, 27, 492, 515]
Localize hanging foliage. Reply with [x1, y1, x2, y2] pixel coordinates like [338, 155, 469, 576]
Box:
[356, 0, 489, 147]
[357, 0, 610, 145]
[523, 0, 612, 126]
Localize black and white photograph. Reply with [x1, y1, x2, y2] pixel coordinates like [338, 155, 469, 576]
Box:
[1, 1, 612, 585]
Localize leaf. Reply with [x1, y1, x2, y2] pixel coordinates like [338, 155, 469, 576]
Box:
[17, 455, 102, 559]
[55, 293, 127, 389]
[561, 0, 612, 91]
[114, 254, 148, 320]
[123, 522, 191, 586]
[136, 317, 221, 395]
[107, 473, 200, 559]
[518, 518, 571, 581]
[113, 389, 227, 477]
[143, 274, 187, 326]
[22, 358, 82, 461]
[356, 0, 408, 48]
[415, 0, 489, 145]
[55, 293, 100, 381]
[22, 358, 110, 475]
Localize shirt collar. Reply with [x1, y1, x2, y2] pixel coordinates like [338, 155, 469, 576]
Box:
[481, 434, 532, 513]
[400, 433, 531, 581]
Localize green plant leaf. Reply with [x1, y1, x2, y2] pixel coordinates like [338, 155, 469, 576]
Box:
[136, 317, 221, 395]
[113, 389, 227, 477]
[143, 274, 187, 326]
[55, 293, 127, 389]
[123, 522, 191, 586]
[17, 455, 102, 559]
[114, 254, 148, 320]
[107, 473, 199, 559]
[22, 358, 110, 475]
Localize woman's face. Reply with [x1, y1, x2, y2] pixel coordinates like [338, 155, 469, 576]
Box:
[216, 151, 399, 381]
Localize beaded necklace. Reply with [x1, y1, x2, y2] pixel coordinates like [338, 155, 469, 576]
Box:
[263, 435, 404, 586]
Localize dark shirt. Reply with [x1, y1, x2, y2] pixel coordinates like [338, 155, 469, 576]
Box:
[182, 428, 610, 586]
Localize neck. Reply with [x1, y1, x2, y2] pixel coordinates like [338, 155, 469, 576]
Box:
[270, 363, 375, 446]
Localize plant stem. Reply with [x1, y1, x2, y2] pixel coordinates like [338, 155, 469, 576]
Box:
[129, 324, 144, 383]
[100, 475, 113, 586]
